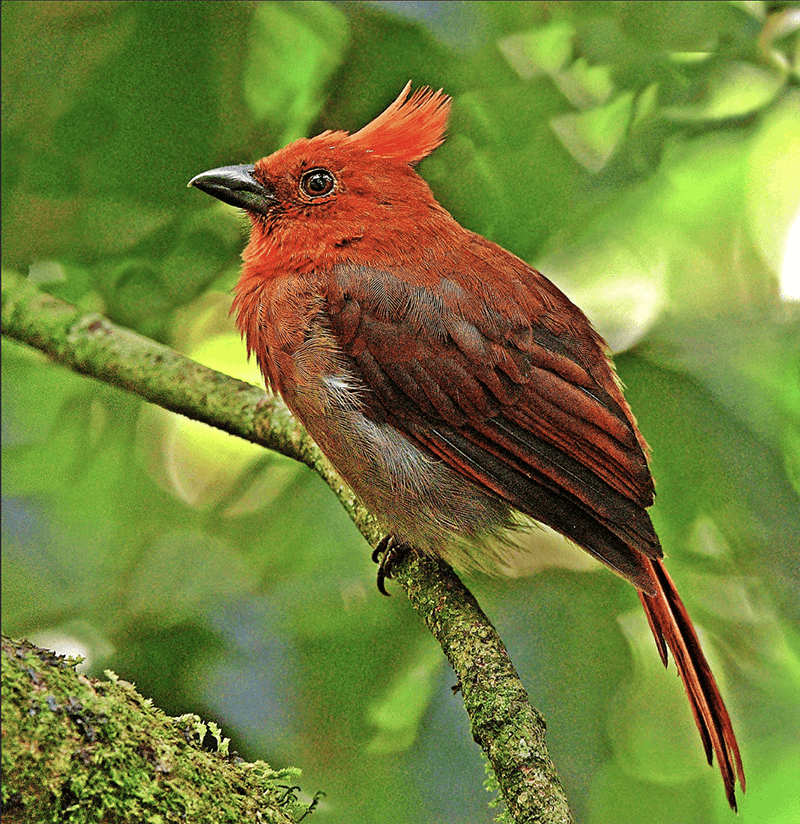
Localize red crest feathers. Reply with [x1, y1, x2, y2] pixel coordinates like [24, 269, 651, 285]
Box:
[342, 82, 451, 164]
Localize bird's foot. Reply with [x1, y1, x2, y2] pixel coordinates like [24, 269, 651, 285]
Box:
[372, 535, 411, 596]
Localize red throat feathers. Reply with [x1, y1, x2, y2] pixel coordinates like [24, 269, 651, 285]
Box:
[189, 83, 745, 809]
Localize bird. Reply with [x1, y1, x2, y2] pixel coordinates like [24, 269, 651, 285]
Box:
[189, 82, 745, 809]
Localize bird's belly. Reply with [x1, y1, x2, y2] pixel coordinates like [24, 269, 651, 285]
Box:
[283, 372, 514, 568]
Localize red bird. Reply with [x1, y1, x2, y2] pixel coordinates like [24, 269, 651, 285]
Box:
[190, 83, 744, 808]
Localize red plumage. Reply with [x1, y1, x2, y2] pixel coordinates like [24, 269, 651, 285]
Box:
[190, 84, 744, 808]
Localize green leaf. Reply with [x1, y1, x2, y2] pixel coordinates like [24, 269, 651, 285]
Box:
[608, 611, 724, 785]
[160, 208, 245, 303]
[244, 1, 349, 143]
[632, 82, 659, 127]
[498, 21, 576, 79]
[588, 759, 716, 824]
[613, 1, 745, 51]
[663, 60, 785, 121]
[741, 755, 800, 824]
[138, 331, 275, 511]
[746, 91, 800, 277]
[729, 2, 766, 22]
[668, 51, 714, 64]
[549, 91, 634, 173]
[552, 57, 614, 109]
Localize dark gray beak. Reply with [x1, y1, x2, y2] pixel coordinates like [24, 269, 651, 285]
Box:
[188, 164, 277, 216]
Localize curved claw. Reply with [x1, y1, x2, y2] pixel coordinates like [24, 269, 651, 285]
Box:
[372, 535, 410, 596]
[376, 565, 392, 597]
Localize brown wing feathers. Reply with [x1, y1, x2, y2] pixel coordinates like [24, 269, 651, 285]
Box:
[329, 264, 658, 574]
[413, 421, 660, 590]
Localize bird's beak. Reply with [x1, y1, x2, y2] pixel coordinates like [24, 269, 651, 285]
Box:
[188, 164, 278, 217]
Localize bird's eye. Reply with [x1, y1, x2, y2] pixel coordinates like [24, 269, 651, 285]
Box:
[300, 168, 336, 198]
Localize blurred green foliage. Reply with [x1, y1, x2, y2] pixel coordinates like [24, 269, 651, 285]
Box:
[2, 2, 799, 822]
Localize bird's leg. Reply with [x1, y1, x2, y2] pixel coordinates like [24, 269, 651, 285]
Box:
[372, 535, 411, 596]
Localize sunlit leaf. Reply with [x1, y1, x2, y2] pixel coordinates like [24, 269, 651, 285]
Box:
[668, 51, 713, 64]
[729, 1, 766, 22]
[535, 185, 669, 351]
[632, 82, 659, 127]
[746, 91, 800, 276]
[663, 60, 785, 121]
[550, 92, 634, 173]
[498, 21, 575, 79]
[142, 332, 269, 509]
[552, 57, 614, 109]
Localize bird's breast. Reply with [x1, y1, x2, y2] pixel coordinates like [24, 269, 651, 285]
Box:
[283, 359, 514, 563]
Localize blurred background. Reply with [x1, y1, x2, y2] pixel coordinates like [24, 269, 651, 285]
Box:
[2, 2, 799, 822]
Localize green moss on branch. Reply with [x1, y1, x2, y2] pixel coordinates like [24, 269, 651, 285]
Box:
[1, 636, 311, 823]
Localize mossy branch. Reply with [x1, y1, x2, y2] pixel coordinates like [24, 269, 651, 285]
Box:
[1, 636, 311, 823]
[1, 269, 572, 824]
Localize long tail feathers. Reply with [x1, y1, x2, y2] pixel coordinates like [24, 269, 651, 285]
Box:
[638, 559, 745, 810]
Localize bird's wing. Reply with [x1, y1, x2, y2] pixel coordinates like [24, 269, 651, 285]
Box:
[326, 261, 662, 590]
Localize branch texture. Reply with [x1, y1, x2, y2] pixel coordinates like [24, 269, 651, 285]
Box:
[1, 636, 307, 823]
[2, 270, 572, 823]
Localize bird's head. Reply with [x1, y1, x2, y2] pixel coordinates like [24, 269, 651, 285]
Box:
[189, 83, 454, 273]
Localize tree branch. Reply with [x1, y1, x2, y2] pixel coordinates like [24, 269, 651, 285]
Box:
[1, 635, 310, 823]
[1, 269, 572, 823]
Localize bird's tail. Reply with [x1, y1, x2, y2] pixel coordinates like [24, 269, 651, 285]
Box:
[638, 559, 745, 810]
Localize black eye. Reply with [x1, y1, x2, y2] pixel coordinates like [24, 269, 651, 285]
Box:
[300, 168, 336, 198]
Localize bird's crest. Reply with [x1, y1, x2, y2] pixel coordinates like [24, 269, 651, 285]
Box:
[341, 82, 451, 164]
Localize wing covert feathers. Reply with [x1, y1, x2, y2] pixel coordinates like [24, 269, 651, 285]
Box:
[327, 262, 661, 586]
